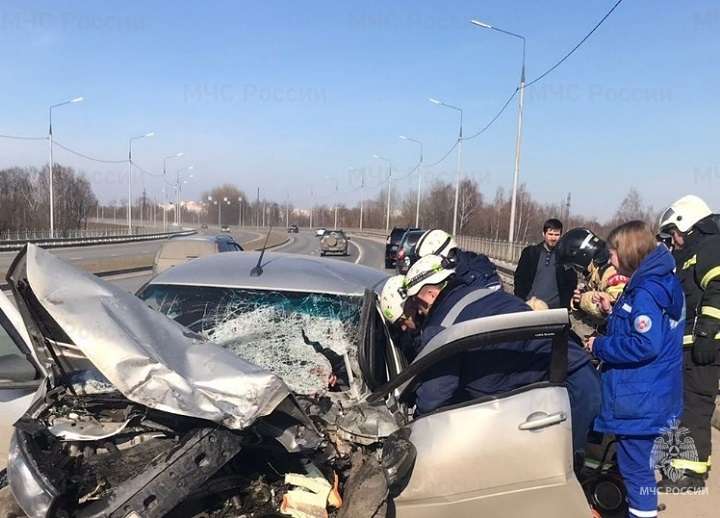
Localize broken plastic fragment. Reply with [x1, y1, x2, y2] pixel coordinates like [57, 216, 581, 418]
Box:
[281, 472, 343, 518]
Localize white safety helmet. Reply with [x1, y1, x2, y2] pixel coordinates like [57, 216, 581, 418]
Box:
[404, 254, 455, 298]
[415, 229, 458, 259]
[659, 195, 713, 233]
[379, 275, 408, 324]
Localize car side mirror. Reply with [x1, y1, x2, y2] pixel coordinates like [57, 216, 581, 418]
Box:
[381, 428, 417, 496]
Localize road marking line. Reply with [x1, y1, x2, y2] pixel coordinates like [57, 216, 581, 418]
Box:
[349, 239, 364, 265]
[269, 236, 296, 251]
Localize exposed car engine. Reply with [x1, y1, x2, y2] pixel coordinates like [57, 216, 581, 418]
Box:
[12, 372, 406, 518]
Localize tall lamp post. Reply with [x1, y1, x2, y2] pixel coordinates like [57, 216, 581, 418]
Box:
[128, 131, 154, 234]
[175, 165, 194, 225]
[373, 155, 392, 233]
[48, 96, 83, 238]
[471, 19, 526, 242]
[162, 152, 184, 232]
[238, 197, 244, 227]
[429, 97, 463, 235]
[400, 135, 424, 227]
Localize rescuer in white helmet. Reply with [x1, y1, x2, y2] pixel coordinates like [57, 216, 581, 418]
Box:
[657, 194, 720, 491]
[402, 254, 599, 462]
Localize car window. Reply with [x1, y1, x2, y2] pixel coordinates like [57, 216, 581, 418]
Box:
[139, 284, 363, 395]
[0, 317, 21, 358]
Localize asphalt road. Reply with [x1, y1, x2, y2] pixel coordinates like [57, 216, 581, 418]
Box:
[0, 229, 260, 272]
[106, 230, 390, 293]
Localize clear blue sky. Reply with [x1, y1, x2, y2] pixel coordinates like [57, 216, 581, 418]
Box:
[1, 0, 718, 220]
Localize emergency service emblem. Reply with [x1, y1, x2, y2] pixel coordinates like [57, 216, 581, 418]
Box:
[650, 418, 699, 482]
[633, 315, 652, 334]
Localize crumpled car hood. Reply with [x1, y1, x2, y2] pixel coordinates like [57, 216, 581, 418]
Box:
[7, 244, 290, 430]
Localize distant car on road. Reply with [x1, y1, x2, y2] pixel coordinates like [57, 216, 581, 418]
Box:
[200, 223, 208, 230]
[385, 226, 420, 269]
[315, 227, 327, 238]
[221, 225, 231, 232]
[320, 229, 349, 256]
[288, 224, 299, 233]
[152, 234, 243, 274]
[395, 229, 425, 274]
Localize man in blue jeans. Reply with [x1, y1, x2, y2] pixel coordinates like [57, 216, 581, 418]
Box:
[404, 254, 601, 461]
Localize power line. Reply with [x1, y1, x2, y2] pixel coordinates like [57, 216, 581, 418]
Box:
[525, 0, 626, 88]
[424, 140, 458, 168]
[131, 160, 165, 178]
[53, 140, 127, 164]
[0, 133, 47, 141]
[463, 88, 519, 141]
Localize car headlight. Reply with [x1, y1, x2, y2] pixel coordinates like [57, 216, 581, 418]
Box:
[7, 431, 56, 518]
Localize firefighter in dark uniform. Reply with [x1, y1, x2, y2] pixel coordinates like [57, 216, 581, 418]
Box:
[658, 194, 720, 490]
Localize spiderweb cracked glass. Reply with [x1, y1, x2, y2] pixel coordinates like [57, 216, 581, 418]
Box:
[198, 290, 361, 395]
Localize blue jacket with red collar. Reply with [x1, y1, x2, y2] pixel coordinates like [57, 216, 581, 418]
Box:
[593, 245, 684, 435]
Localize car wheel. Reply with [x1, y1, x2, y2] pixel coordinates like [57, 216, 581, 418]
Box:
[385, 260, 393, 269]
[320, 251, 325, 256]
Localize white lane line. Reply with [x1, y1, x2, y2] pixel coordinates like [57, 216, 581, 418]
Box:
[349, 239, 364, 265]
[69, 256, 85, 260]
[269, 236, 296, 251]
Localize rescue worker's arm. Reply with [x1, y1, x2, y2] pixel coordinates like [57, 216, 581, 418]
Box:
[414, 356, 461, 415]
[693, 235, 720, 365]
[593, 289, 664, 365]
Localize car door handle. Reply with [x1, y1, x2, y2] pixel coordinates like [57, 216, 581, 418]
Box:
[518, 411, 567, 431]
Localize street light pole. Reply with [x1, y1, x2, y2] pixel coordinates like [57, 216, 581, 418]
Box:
[373, 155, 392, 233]
[175, 165, 193, 226]
[162, 153, 184, 232]
[238, 197, 243, 227]
[128, 132, 154, 235]
[430, 98, 463, 235]
[471, 19, 526, 242]
[309, 188, 314, 229]
[400, 136, 424, 227]
[48, 96, 83, 238]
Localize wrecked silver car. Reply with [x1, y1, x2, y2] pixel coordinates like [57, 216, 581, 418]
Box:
[2, 246, 592, 518]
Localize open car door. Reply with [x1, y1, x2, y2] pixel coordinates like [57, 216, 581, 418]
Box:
[0, 290, 43, 471]
[370, 309, 591, 518]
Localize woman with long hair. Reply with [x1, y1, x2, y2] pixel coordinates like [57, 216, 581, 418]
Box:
[587, 221, 684, 518]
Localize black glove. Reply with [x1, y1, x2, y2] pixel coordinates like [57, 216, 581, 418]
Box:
[692, 321, 720, 365]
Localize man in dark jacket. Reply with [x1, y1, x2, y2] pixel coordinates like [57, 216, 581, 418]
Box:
[404, 254, 600, 458]
[658, 195, 720, 490]
[514, 218, 577, 309]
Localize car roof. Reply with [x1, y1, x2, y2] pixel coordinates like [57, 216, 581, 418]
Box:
[146, 251, 388, 296]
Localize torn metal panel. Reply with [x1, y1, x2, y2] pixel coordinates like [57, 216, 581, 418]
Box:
[8, 245, 289, 431]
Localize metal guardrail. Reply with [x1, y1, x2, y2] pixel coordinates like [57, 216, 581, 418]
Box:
[0, 229, 197, 252]
[342, 227, 526, 265]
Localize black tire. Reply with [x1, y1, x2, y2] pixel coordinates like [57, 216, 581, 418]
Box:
[385, 260, 393, 269]
[320, 251, 325, 256]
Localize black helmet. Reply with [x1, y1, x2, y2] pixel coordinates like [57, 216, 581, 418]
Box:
[556, 228, 608, 272]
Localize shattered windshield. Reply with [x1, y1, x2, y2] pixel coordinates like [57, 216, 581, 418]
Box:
[139, 284, 362, 395]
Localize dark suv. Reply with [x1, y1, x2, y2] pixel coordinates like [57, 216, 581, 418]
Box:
[395, 229, 425, 274]
[385, 226, 420, 269]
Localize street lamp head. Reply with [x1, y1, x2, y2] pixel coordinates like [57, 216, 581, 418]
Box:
[144, 131, 155, 138]
[470, 19, 493, 29]
[175, 152, 185, 158]
[70, 97, 84, 103]
[399, 135, 408, 140]
[428, 97, 442, 105]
